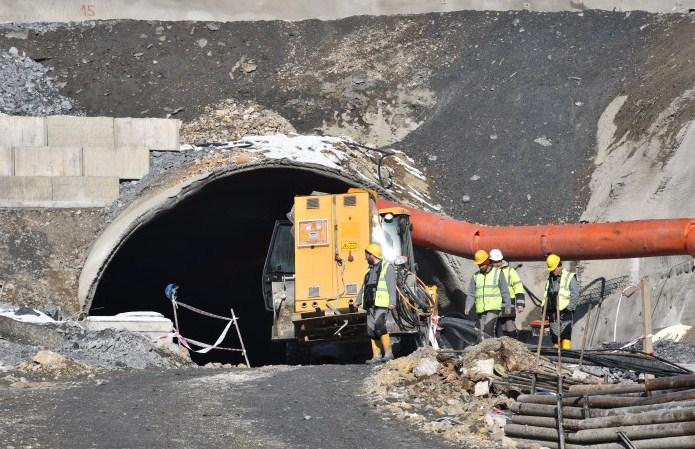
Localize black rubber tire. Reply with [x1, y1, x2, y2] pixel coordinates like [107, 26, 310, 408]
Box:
[285, 342, 311, 365]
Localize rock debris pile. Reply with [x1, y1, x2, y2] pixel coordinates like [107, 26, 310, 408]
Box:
[0, 48, 77, 115]
[367, 337, 695, 449]
[0, 311, 193, 386]
[180, 99, 296, 144]
[367, 339, 536, 449]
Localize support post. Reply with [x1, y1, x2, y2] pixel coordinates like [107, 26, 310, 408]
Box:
[556, 304, 566, 449]
[640, 277, 654, 355]
[536, 298, 548, 364]
[579, 302, 593, 369]
[231, 308, 250, 368]
[170, 298, 181, 348]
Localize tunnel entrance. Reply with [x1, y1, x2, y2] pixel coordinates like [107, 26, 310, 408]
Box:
[88, 165, 461, 366]
[90, 167, 353, 366]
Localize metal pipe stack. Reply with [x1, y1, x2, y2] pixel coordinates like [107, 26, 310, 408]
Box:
[504, 374, 695, 448]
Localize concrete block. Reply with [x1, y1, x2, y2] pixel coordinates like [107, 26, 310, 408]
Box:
[145, 118, 181, 151]
[115, 117, 180, 151]
[14, 146, 82, 176]
[0, 176, 52, 201]
[113, 117, 146, 147]
[83, 146, 149, 179]
[0, 147, 12, 176]
[0, 116, 46, 147]
[51, 176, 120, 206]
[46, 116, 114, 147]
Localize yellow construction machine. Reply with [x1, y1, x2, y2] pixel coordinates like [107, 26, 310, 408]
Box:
[261, 188, 436, 362]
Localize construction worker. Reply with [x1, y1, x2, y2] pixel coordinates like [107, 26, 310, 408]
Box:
[464, 249, 512, 337]
[542, 253, 580, 349]
[356, 243, 397, 364]
[489, 248, 526, 338]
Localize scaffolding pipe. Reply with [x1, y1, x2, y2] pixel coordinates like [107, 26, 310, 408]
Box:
[509, 436, 695, 449]
[567, 373, 695, 397]
[505, 421, 695, 444]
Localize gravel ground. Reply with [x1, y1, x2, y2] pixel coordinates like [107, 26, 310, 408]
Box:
[603, 339, 695, 365]
[0, 365, 461, 449]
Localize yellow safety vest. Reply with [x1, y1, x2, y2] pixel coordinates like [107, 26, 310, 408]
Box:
[474, 267, 503, 314]
[360, 260, 392, 308]
[542, 269, 575, 311]
[501, 265, 524, 299]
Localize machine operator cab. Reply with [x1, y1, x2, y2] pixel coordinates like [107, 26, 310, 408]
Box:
[261, 189, 429, 346]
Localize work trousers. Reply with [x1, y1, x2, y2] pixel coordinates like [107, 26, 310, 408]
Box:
[367, 307, 388, 338]
[478, 311, 500, 338]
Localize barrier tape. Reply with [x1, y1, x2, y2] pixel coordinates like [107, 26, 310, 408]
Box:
[161, 319, 238, 354]
[173, 299, 236, 321]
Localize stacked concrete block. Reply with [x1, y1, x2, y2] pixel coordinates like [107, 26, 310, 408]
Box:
[0, 176, 119, 207]
[0, 115, 180, 207]
[46, 116, 115, 147]
[114, 117, 180, 151]
[14, 147, 82, 176]
[83, 146, 149, 179]
[0, 116, 46, 147]
[51, 177, 120, 206]
[0, 176, 52, 202]
[0, 147, 12, 176]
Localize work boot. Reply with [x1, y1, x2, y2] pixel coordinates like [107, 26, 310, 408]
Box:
[366, 338, 382, 364]
[366, 355, 382, 364]
[382, 351, 394, 362]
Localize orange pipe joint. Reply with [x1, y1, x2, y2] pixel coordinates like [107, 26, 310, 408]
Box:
[376, 199, 695, 261]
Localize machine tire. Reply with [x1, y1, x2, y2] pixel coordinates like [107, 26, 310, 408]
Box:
[285, 342, 311, 365]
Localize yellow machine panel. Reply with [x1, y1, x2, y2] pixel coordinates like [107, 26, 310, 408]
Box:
[293, 191, 371, 314]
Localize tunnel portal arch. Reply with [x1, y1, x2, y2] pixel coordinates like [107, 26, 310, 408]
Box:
[79, 162, 462, 365]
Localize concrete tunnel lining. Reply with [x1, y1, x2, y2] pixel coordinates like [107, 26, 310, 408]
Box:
[79, 162, 461, 364]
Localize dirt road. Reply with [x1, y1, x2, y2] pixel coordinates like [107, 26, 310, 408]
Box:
[0, 365, 461, 449]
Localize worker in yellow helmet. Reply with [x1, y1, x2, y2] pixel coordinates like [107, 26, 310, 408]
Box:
[489, 248, 526, 338]
[356, 243, 397, 364]
[542, 254, 580, 349]
[464, 249, 512, 338]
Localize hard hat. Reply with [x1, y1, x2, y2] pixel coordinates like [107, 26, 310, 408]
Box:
[490, 248, 504, 262]
[474, 249, 489, 265]
[365, 243, 382, 259]
[546, 253, 561, 272]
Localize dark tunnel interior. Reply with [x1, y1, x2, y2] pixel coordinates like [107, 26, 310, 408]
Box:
[90, 167, 456, 366]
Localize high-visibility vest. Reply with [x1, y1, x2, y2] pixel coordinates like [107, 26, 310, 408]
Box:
[542, 269, 575, 311]
[360, 260, 392, 308]
[474, 267, 503, 314]
[501, 265, 524, 300]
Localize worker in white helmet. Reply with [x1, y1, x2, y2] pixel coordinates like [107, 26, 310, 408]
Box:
[489, 248, 526, 338]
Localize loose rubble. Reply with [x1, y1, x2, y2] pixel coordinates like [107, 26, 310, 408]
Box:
[0, 49, 78, 115]
[0, 307, 194, 380]
[366, 342, 523, 449]
[180, 99, 296, 144]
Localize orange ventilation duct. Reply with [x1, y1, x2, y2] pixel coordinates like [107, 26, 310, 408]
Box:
[377, 199, 695, 261]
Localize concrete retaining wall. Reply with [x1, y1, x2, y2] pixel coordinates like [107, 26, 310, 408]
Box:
[0, 116, 177, 207]
[0, 116, 180, 152]
[0, 0, 692, 23]
[0, 176, 119, 207]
